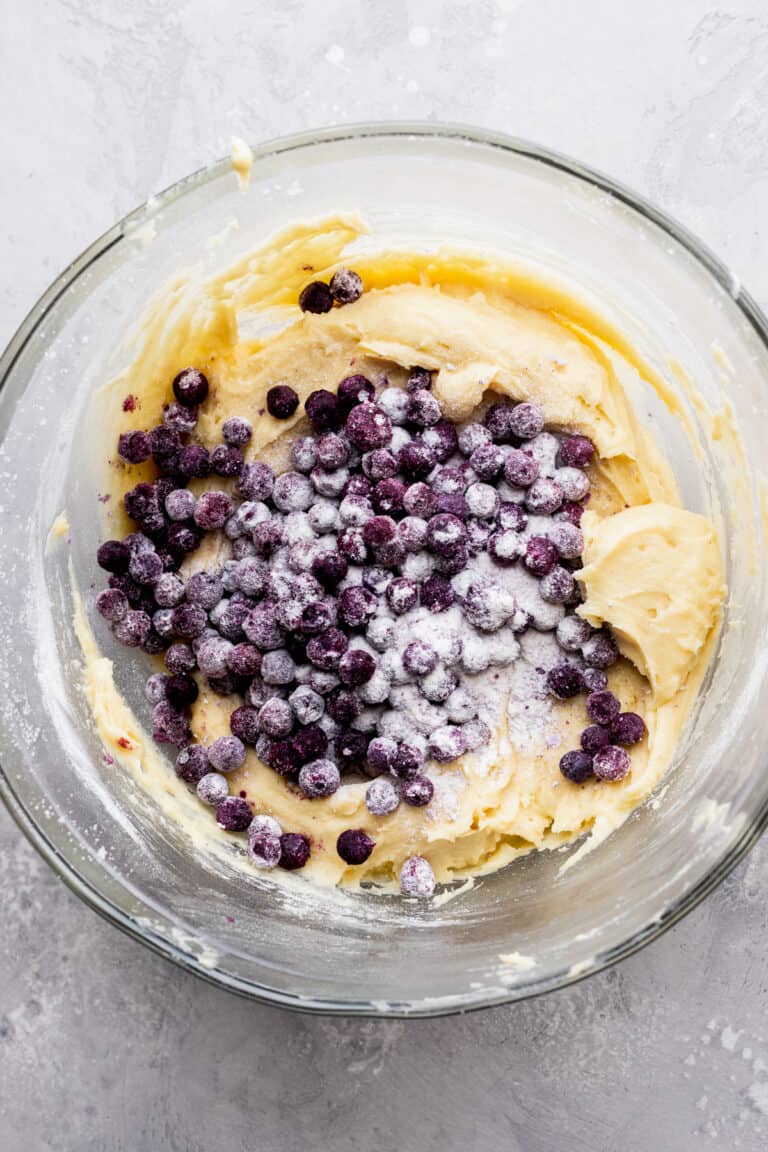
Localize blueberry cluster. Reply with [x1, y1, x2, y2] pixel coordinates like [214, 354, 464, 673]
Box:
[558, 689, 646, 784]
[96, 293, 646, 894]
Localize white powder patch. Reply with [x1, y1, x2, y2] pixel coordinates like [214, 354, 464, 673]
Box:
[325, 44, 345, 65]
[408, 25, 431, 46]
[747, 1082, 768, 1115]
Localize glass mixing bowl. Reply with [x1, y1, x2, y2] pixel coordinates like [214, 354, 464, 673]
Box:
[1, 124, 767, 1017]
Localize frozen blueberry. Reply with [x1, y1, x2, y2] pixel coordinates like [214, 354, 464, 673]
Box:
[360, 448, 396, 483]
[144, 672, 169, 705]
[593, 745, 631, 782]
[152, 608, 176, 638]
[208, 735, 246, 773]
[173, 368, 208, 407]
[444, 686, 477, 724]
[299, 280, 333, 313]
[337, 527, 368, 564]
[149, 425, 181, 468]
[426, 513, 467, 556]
[151, 700, 191, 747]
[339, 649, 376, 687]
[96, 588, 128, 622]
[256, 698, 292, 739]
[560, 749, 595, 784]
[546, 664, 586, 699]
[420, 575, 455, 613]
[555, 466, 590, 502]
[217, 600, 253, 642]
[345, 403, 392, 451]
[272, 471, 312, 513]
[196, 773, 228, 806]
[372, 478, 406, 516]
[464, 519, 490, 555]
[291, 724, 329, 765]
[401, 483, 435, 519]
[495, 503, 525, 534]
[363, 736, 396, 775]
[247, 829, 282, 869]
[123, 482, 158, 522]
[504, 447, 540, 487]
[401, 775, 434, 807]
[224, 644, 261, 680]
[558, 435, 595, 468]
[227, 705, 260, 745]
[403, 641, 438, 677]
[549, 522, 584, 560]
[406, 389, 441, 427]
[385, 577, 419, 615]
[360, 517, 394, 551]
[488, 529, 525, 566]
[432, 465, 469, 497]
[117, 430, 152, 464]
[289, 684, 325, 725]
[580, 724, 613, 755]
[331, 729, 364, 772]
[97, 539, 130, 573]
[337, 829, 375, 865]
[240, 602, 283, 650]
[397, 441, 434, 481]
[366, 617, 395, 653]
[265, 739, 299, 776]
[435, 493, 469, 520]
[113, 609, 152, 647]
[469, 442, 505, 481]
[421, 418, 458, 463]
[337, 586, 377, 629]
[362, 566, 393, 595]
[484, 401, 518, 443]
[222, 416, 253, 446]
[288, 438, 318, 479]
[586, 690, 621, 726]
[175, 744, 210, 783]
[464, 482, 498, 520]
[390, 743, 423, 780]
[277, 832, 311, 870]
[260, 649, 295, 686]
[525, 535, 558, 577]
[176, 444, 209, 479]
[407, 366, 433, 392]
[235, 464, 273, 504]
[298, 601, 334, 637]
[421, 666, 458, 704]
[170, 603, 208, 639]
[540, 566, 575, 604]
[252, 519, 285, 557]
[266, 385, 300, 420]
[163, 489, 194, 523]
[298, 758, 340, 798]
[400, 855, 435, 897]
[305, 389, 340, 431]
[311, 465, 349, 499]
[193, 491, 232, 530]
[364, 776, 399, 817]
[182, 572, 221, 611]
[335, 373, 375, 417]
[326, 687, 363, 726]
[397, 516, 427, 553]
[458, 422, 491, 456]
[307, 628, 348, 670]
[428, 725, 468, 763]
[339, 493, 373, 527]
[557, 500, 587, 527]
[462, 718, 491, 751]
[316, 432, 350, 469]
[582, 631, 619, 669]
[525, 477, 563, 515]
[612, 712, 647, 746]
[556, 615, 592, 651]
[216, 796, 252, 831]
[583, 667, 608, 692]
[208, 444, 243, 478]
[507, 402, 544, 440]
[165, 673, 199, 710]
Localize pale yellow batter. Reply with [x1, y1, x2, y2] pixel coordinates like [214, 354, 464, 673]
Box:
[80, 215, 724, 891]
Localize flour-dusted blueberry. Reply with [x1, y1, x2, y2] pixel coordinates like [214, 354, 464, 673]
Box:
[220, 417, 252, 447]
[338, 493, 373, 527]
[97, 539, 131, 574]
[297, 601, 333, 637]
[421, 575, 455, 613]
[525, 477, 563, 515]
[580, 724, 612, 755]
[540, 565, 575, 604]
[407, 366, 433, 392]
[395, 517, 426, 554]
[390, 743, 423, 780]
[464, 482, 498, 520]
[235, 464, 273, 506]
[402, 483, 436, 519]
[196, 773, 228, 806]
[271, 471, 312, 513]
[556, 500, 587, 527]
[555, 466, 590, 502]
[183, 571, 222, 611]
[444, 686, 477, 724]
[208, 735, 246, 773]
[465, 519, 491, 555]
[369, 389, 407, 432]
[435, 493, 469, 520]
[216, 600, 252, 642]
[306, 628, 348, 670]
[402, 775, 434, 807]
[403, 641, 438, 678]
[113, 609, 152, 647]
[216, 796, 252, 831]
[426, 513, 467, 557]
[304, 389, 340, 432]
[347, 476, 374, 497]
[239, 599, 284, 648]
[400, 855, 435, 897]
[163, 401, 198, 434]
[261, 649, 297, 686]
[247, 814, 283, 841]
[149, 424, 182, 467]
[175, 744, 210, 783]
[344, 402, 392, 451]
[142, 628, 169, 655]
[265, 739, 299, 776]
[165, 673, 199, 710]
[299, 280, 333, 313]
[361, 448, 397, 483]
[525, 535, 558, 577]
[556, 615, 592, 651]
[469, 442, 505, 481]
[361, 566, 392, 596]
[177, 444, 210, 480]
[506, 402, 544, 440]
[163, 488, 195, 522]
[337, 527, 368, 564]
[315, 432, 349, 470]
[406, 389, 441, 428]
[308, 499, 338, 535]
[546, 663, 586, 699]
[488, 529, 525, 567]
[458, 422, 491, 456]
[336, 829, 375, 866]
[173, 367, 208, 407]
[266, 384, 300, 420]
[372, 478, 406, 516]
[365, 776, 400, 816]
[432, 465, 469, 496]
[582, 631, 619, 669]
[256, 697, 293, 740]
[311, 464, 349, 498]
[298, 758, 340, 798]
[612, 712, 647, 746]
[337, 586, 377, 630]
[326, 687, 362, 726]
[495, 503, 526, 534]
[586, 690, 621, 726]
[397, 440, 435, 481]
[289, 438, 318, 479]
[339, 649, 376, 687]
[278, 832, 311, 870]
[558, 434, 595, 468]
[364, 735, 397, 775]
[428, 725, 468, 763]
[289, 684, 325, 725]
[334, 373, 374, 417]
[123, 481, 158, 523]
[583, 668, 608, 692]
[96, 588, 129, 622]
[361, 621, 393, 659]
[504, 447, 540, 488]
[462, 577, 517, 633]
[247, 829, 282, 869]
[152, 608, 176, 638]
[152, 700, 191, 747]
[117, 430, 152, 464]
[252, 519, 285, 557]
[144, 672, 169, 705]
[593, 745, 631, 782]
[209, 444, 243, 479]
[193, 491, 232, 530]
[224, 644, 261, 680]
[421, 418, 459, 463]
[291, 724, 329, 765]
[462, 718, 491, 751]
[232, 558, 267, 600]
[332, 729, 365, 771]
[384, 577, 418, 616]
[170, 603, 208, 640]
[228, 705, 260, 745]
[484, 401, 517, 443]
[549, 521, 584, 560]
[560, 749, 594, 784]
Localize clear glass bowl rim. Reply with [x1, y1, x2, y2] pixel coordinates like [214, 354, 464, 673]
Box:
[2, 120, 767, 1018]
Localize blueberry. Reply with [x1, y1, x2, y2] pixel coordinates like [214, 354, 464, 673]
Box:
[337, 586, 377, 629]
[222, 416, 253, 446]
[289, 684, 325, 724]
[252, 519, 285, 556]
[508, 402, 545, 440]
[316, 432, 350, 469]
[184, 571, 223, 610]
[582, 631, 619, 669]
[366, 616, 396, 652]
[151, 700, 191, 747]
[398, 441, 436, 480]
[224, 644, 261, 679]
[407, 367, 432, 392]
[261, 649, 296, 686]
[428, 725, 468, 763]
[583, 667, 608, 692]
[227, 705, 259, 745]
[217, 600, 253, 642]
[152, 608, 176, 638]
[179, 444, 211, 479]
[420, 575, 455, 613]
[149, 425, 182, 467]
[299, 601, 335, 636]
[117, 430, 152, 464]
[400, 855, 436, 897]
[546, 664, 586, 699]
[237, 462, 275, 502]
[558, 435, 595, 468]
[403, 641, 438, 677]
[391, 743, 424, 780]
[305, 389, 340, 431]
[96, 588, 128, 622]
[171, 603, 208, 639]
[397, 516, 428, 553]
[209, 444, 243, 478]
[346, 403, 392, 451]
[245, 829, 281, 869]
[299, 281, 333, 313]
[257, 697, 293, 738]
[144, 673, 169, 705]
[365, 777, 400, 816]
[555, 466, 590, 502]
[496, 502, 527, 533]
[361, 449, 397, 483]
[504, 447, 539, 487]
[435, 493, 469, 519]
[336, 728, 368, 770]
[465, 482, 499, 519]
[290, 724, 328, 764]
[216, 796, 252, 831]
[458, 422, 491, 455]
[488, 529, 525, 566]
[325, 687, 362, 726]
[173, 368, 209, 407]
[336, 829, 375, 865]
[163, 401, 198, 433]
[306, 628, 348, 671]
[402, 775, 434, 807]
[165, 673, 199, 710]
[366, 736, 398, 775]
[339, 493, 373, 527]
[420, 418, 458, 463]
[339, 649, 376, 687]
[362, 566, 393, 596]
[97, 539, 130, 573]
[484, 401, 517, 443]
[265, 739, 300, 776]
[278, 832, 311, 870]
[462, 718, 491, 751]
[298, 758, 340, 798]
[196, 773, 228, 806]
[291, 435, 318, 473]
[426, 513, 467, 557]
[311, 464, 349, 498]
[612, 712, 646, 746]
[524, 478, 563, 515]
[559, 749, 594, 783]
[123, 481, 157, 522]
[549, 522, 584, 559]
[525, 536, 558, 576]
[465, 518, 491, 555]
[337, 373, 375, 413]
[432, 465, 469, 496]
[593, 745, 631, 782]
[372, 477, 406, 515]
[164, 489, 196, 522]
[580, 724, 613, 755]
[586, 690, 621, 726]
[193, 491, 232, 529]
[470, 442, 505, 481]
[113, 609, 152, 647]
[421, 666, 458, 704]
[337, 527, 368, 564]
[406, 389, 441, 427]
[557, 500, 587, 527]
[362, 515, 396, 548]
[267, 385, 300, 419]
[540, 565, 575, 604]
[272, 471, 313, 513]
[556, 615, 592, 651]
[242, 604, 284, 650]
[403, 482, 437, 519]
[175, 744, 210, 783]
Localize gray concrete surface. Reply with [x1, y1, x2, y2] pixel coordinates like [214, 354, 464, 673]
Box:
[3, 2, 768, 1148]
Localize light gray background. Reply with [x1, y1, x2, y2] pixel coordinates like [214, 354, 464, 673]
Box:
[2, 2, 768, 1149]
